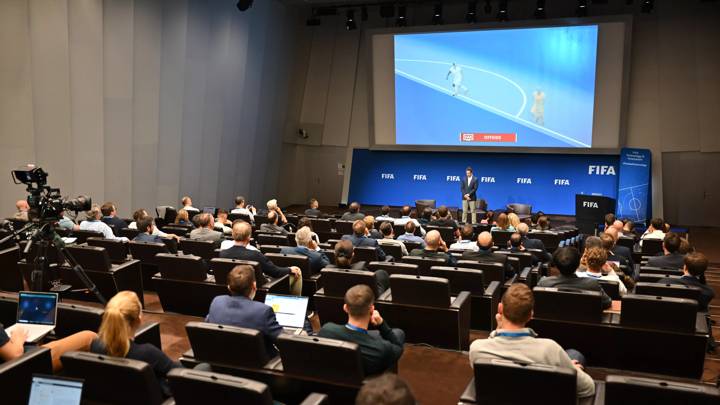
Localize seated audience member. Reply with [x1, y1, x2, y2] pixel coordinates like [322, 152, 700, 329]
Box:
[491, 213, 515, 232]
[91, 291, 181, 397]
[538, 247, 612, 310]
[280, 227, 330, 274]
[297, 217, 320, 246]
[604, 227, 634, 269]
[304, 198, 322, 217]
[180, 196, 198, 216]
[612, 220, 625, 237]
[341, 220, 387, 261]
[1, 322, 95, 373]
[429, 205, 458, 231]
[260, 210, 288, 235]
[12, 199, 29, 221]
[647, 232, 685, 269]
[469, 284, 595, 399]
[100, 202, 128, 232]
[678, 237, 694, 255]
[397, 221, 426, 248]
[409, 230, 457, 265]
[129, 209, 178, 240]
[666, 252, 715, 311]
[393, 206, 426, 236]
[480, 210, 494, 225]
[341, 202, 365, 221]
[375, 205, 394, 222]
[516, 223, 550, 262]
[318, 285, 404, 376]
[640, 217, 666, 245]
[419, 207, 433, 227]
[189, 213, 223, 244]
[462, 232, 513, 278]
[328, 240, 390, 294]
[604, 213, 616, 231]
[533, 215, 551, 232]
[577, 247, 627, 296]
[529, 211, 544, 228]
[57, 209, 80, 231]
[214, 209, 232, 234]
[623, 220, 637, 238]
[378, 222, 408, 257]
[355, 373, 415, 405]
[265, 199, 288, 225]
[133, 216, 165, 243]
[80, 205, 129, 241]
[600, 233, 628, 267]
[220, 221, 302, 295]
[230, 196, 256, 222]
[507, 233, 532, 258]
[507, 213, 521, 231]
[205, 265, 283, 356]
[450, 224, 478, 252]
[174, 209, 191, 226]
[364, 216, 383, 240]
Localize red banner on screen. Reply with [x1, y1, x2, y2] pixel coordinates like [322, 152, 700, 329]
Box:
[459, 133, 517, 143]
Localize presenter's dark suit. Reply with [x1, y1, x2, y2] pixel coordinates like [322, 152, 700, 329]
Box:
[205, 294, 282, 357]
[341, 234, 387, 261]
[460, 175, 479, 224]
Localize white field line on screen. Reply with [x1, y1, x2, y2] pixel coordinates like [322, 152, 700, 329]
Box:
[395, 67, 591, 148]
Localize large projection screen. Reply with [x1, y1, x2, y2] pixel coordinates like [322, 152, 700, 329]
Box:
[371, 18, 631, 151]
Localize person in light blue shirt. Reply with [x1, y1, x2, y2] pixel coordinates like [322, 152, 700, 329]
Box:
[80, 205, 128, 241]
[396, 221, 426, 248]
[449, 224, 478, 252]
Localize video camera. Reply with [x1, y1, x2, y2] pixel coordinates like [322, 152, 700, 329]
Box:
[11, 166, 91, 222]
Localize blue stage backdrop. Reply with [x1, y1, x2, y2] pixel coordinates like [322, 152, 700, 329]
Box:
[348, 149, 619, 215]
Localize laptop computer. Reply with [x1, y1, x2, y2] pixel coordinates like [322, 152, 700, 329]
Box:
[28, 374, 83, 405]
[5, 291, 58, 343]
[202, 206, 216, 215]
[264, 294, 309, 335]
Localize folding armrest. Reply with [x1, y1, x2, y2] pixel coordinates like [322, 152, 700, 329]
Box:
[378, 288, 392, 301]
[134, 321, 162, 350]
[451, 291, 472, 309]
[695, 313, 709, 334]
[503, 274, 517, 289]
[484, 281, 501, 299]
[518, 267, 532, 284]
[264, 274, 290, 290]
[300, 393, 330, 405]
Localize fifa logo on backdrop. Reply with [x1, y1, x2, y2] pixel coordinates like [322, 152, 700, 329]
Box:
[381, 173, 394, 179]
[517, 178, 532, 184]
[583, 201, 599, 208]
[413, 174, 427, 181]
[588, 165, 616, 175]
[480, 177, 495, 183]
[554, 179, 570, 186]
[446, 176, 461, 182]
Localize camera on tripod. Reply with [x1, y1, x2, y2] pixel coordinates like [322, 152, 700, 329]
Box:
[11, 166, 91, 221]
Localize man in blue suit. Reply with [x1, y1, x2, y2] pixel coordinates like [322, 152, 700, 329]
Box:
[341, 220, 387, 261]
[460, 166, 478, 224]
[205, 265, 282, 357]
[280, 226, 330, 274]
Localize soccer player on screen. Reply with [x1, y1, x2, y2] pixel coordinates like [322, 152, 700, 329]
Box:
[531, 89, 545, 125]
[446, 63, 469, 96]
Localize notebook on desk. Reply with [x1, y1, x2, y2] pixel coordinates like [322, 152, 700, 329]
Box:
[5, 291, 58, 343]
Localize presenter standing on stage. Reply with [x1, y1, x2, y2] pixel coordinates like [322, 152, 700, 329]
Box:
[461, 167, 478, 224]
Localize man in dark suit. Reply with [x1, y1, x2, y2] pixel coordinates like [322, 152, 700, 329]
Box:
[341, 220, 387, 261]
[428, 205, 459, 232]
[462, 231, 513, 278]
[133, 216, 164, 244]
[647, 232, 685, 269]
[341, 202, 365, 221]
[220, 221, 303, 295]
[205, 265, 283, 357]
[409, 230, 456, 265]
[304, 198, 322, 217]
[605, 227, 634, 270]
[538, 247, 612, 310]
[460, 167, 479, 224]
[517, 223, 551, 263]
[507, 232, 539, 265]
[100, 202, 128, 234]
[280, 226, 330, 275]
[666, 252, 715, 311]
[318, 284, 404, 376]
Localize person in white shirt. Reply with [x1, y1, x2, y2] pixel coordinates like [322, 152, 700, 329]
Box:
[128, 209, 179, 240]
[377, 222, 408, 257]
[640, 217, 666, 246]
[450, 224, 478, 252]
[230, 195, 256, 222]
[375, 206, 395, 222]
[576, 246, 627, 296]
[180, 196, 199, 216]
[80, 205, 128, 241]
[393, 206, 425, 236]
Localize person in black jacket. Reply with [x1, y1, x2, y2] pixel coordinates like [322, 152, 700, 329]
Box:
[220, 221, 302, 295]
[462, 232, 513, 279]
[517, 223, 551, 263]
[100, 202, 128, 233]
[304, 198, 322, 217]
[666, 252, 715, 311]
[647, 232, 685, 269]
[409, 230, 456, 265]
[538, 247, 612, 310]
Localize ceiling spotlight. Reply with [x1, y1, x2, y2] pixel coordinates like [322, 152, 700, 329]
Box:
[345, 10, 357, 30]
[576, 0, 588, 17]
[432, 3, 443, 25]
[534, 0, 546, 19]
[497, 0, 508, 21]
[466, 1, 478, 23]
[641, 0, 654, 13]
[484, 0, 492, 14]
[236, 0, 253, 12]
[396, 5, 407, 27]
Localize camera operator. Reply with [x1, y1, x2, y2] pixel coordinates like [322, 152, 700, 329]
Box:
[80, 205, 128, 241]
[13, 200, 30, 222]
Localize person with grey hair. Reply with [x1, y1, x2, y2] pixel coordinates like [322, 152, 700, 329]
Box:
[189, 213, 223, 245]
[516, 222, 551, 262]
[280, 226, 330, 274]
[80, 205, 128, 241]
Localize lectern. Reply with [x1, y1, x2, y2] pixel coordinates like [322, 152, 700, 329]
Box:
[575, 195, 616, 235]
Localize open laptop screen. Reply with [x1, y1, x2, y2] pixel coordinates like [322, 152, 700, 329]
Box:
[28, 374, 83, 405]
[202, 207, 216, 214]
[17, 292, 58, 326]
[264, 294, 308, 328]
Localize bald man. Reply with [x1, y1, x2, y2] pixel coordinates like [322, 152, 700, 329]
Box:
[409, 230, 456, 265]
[13, 200, 29, 221]
[462, 231, 513, 279]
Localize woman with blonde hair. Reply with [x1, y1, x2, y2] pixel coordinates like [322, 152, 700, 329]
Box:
[491, 212, 516, 232]
[507, 213, 521, 230]
[91, 291, 181, 396]
[174, 208, 190, 225]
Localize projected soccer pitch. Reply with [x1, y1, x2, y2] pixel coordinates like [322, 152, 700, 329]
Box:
[394, 25, 599, 148]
